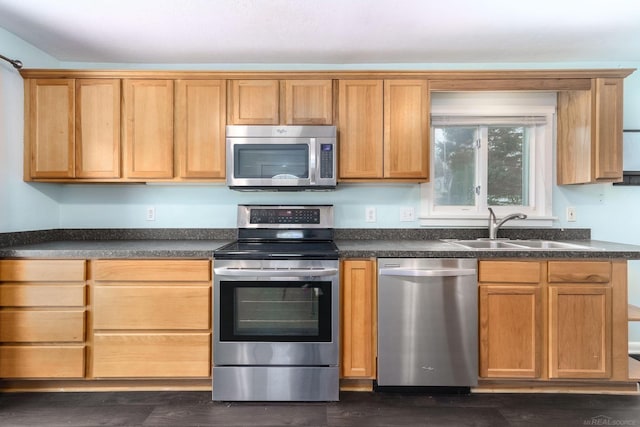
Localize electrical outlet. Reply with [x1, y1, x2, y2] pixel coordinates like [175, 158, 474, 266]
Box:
[566, 207, 576, 222]
[146, 206, 156, 221]
[400, 207, 415, 222]
[365, 206, 377, 223]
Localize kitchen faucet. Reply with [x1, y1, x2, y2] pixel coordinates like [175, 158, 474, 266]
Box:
[488, 208, 527, 240]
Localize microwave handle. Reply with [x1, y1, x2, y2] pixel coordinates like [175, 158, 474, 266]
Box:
[309, 138, 317, 184]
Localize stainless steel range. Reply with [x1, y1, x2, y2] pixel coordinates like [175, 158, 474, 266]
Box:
[212, 205, 339, 401]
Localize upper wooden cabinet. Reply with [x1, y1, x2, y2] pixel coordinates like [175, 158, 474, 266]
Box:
[76, 79, 121, 178]
[384, 80, 429, 179]
[338, 80, 383, 179]
[283, 80, 333, 125]
[338, 79, 428, 181]
[21, 69, 633, 184]
[25, 79, 75, 179]
[228, 79, 333, 125]
[175, 80, 226, 179]
[557, 78, 624, 184]
[122, 79, 174, 179]
[25, 78, 121, 179]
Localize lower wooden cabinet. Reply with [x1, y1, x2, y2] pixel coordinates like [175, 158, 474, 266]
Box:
[90, 259, 212, 379]
[479, 259, 627, 382]
[479, 283, 543, 378]
[0, 346, 85, 378]
[92, 333, 210, 378]
[340, 259, 377, 379]
[0, 259, 87, 379]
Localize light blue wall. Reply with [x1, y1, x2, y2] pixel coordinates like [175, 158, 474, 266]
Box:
[2, 27, 640, 339]
[0, 27, 61, 232]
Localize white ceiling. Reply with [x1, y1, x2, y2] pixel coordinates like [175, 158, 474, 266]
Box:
[1, 0, 640, 65]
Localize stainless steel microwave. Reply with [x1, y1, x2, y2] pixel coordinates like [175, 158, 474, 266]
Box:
[226, 125, 337, 191]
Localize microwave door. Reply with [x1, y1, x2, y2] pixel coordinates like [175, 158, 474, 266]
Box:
[228, 139, 313, 187]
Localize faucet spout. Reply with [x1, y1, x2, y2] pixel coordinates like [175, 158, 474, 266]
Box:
[488, 208, 527, 239]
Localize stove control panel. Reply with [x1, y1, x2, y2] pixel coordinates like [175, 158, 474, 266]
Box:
[238, 205, 334, 229]
[250, 208, 320, 224]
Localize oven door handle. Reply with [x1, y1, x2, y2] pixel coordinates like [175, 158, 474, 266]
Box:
[213, 267, 338, 278]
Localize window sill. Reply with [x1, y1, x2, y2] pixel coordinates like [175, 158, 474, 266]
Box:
[418, 216, 556, 228]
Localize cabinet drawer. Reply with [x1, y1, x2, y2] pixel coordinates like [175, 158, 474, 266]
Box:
[92, 260, 211, 282]
[479, 261, 542, 283]
[0, 284, 85, 307]
[548, 261, 611, 283]
[0, 260, 85, 282]
[0, 310, 85, 342]
[93, 286, 210, 330]
[93, 333, 211, 378]
[0, 345, 85, 378]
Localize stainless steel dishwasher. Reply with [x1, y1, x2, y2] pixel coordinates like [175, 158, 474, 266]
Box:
[377, 258, 478, 388]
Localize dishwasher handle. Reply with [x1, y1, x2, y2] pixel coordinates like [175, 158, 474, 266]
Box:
[379, 267, 477, 278]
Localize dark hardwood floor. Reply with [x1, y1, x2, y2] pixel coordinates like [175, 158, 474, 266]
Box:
[1, 390, 640, 426]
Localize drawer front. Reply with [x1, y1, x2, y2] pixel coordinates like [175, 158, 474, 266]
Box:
[92, 333, 211, 378]
[0, 310, 85, 342]
[548, 261, 611, 283]
[0, 260, 86, 282]
[92, 260, 211, 282]
[0, 284, 85, 307]
[93, 286, 210, 330]
[0, 345, 85, 378]
[479, 261, 542, 284]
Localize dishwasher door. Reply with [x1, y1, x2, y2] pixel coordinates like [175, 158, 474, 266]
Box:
[377, 258, 478, 387]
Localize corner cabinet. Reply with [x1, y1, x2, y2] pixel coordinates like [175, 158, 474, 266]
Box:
[478, 259, 628, 383]
[557, 78, 624, 184]
[337, 79, 429, 181]
[90, 259, 212, 379]
[227, 79, 333, 125]
[24, 78, 121, 179]
[0, 260, 87, 379]
[340, 259, 377, 379]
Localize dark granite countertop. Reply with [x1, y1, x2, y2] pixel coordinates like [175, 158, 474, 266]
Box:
[0, 240, 232, 259]
[1, 238, 640, 260]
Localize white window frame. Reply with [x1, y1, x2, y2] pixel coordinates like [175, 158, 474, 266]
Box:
[420, 93, 555, 227]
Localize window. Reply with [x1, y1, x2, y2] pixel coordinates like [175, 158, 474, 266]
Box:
[421, 92, 555, 226]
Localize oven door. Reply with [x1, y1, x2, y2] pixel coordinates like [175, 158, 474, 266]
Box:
[213, 259, 339, 366]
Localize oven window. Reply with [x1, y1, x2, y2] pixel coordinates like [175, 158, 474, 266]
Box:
[219, 281, 332, 342]
[234, 144, 309, 179]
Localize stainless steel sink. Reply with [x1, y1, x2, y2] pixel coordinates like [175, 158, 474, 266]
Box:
[445, 239, 595, 250]
[510, 240, 593, 250]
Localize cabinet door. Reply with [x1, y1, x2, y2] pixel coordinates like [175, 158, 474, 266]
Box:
[284, 80, 333, 125]
[76, 79, 121, 178]
[479, 285, 542, 378]
[383, 80, 429, 179]
[228, 80, 279, 124]
[557, 78, 623, 185]
[123, 79, 174, 178]
[548, 285, 612, 379]
[338, 80, 383, 178]
[27, 79, 75, 178]
[593, 78, 623, 181]
[175, 80, 226, 178]
[340, 259, 376, 378]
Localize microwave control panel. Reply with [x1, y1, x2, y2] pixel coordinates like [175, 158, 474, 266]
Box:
[320, 144, 334, 178]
